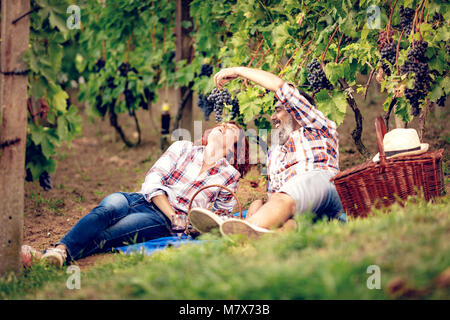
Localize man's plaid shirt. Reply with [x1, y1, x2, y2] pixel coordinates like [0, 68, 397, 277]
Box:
[139, 140, 240, 215]
[267, 82, 339, 194]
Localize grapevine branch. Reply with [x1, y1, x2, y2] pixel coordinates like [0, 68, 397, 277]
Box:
[276, 48, 286, 73]
[384, 97, 397, 131]
[395, 30, 405, 75]
[321, 25, 339, 63]
[336, 32, 344, 63]
[247, 38, 265, 67]
[364, 68, 376, 100]
[279, 39, 313, 75]
[243, 38, 265, 89]
[411, 0, 426, 42]
[254, 47, 271, 68]
[293, 48, 313, 79]
[387, 0, 399, 37]
[338, 78, 370, 158]
[419, 0, 428, 35]
[11, 5, 40, 24]
[280, 48, 299, 74]
[27, 98, 38, 125]
[108, 106, 142, 148]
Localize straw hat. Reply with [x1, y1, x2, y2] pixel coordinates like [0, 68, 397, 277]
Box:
[372, 128, 429, 162]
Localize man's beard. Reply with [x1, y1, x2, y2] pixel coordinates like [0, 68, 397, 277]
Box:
[275, 116, 295, 145]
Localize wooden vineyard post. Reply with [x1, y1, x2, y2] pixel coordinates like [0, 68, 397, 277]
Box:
[0, 0, 30, 275]
[175, 0, 193, 135]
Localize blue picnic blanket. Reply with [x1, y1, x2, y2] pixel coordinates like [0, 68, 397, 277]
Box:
[115, 210, 347, 256]
[115, 233, 198, 256]
[115, 210, 248, 256]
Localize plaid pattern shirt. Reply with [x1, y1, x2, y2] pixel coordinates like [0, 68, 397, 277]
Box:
[139, 140, 240, 215]
[267, 82, 339, 194]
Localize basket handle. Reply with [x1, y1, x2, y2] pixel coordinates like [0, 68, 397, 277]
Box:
[185, 184, 243, 234]
[375, 116, 387, 168]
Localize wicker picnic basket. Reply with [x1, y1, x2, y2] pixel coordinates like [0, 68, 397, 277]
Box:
[330, 117, 445, 218]
[183, 184, 244, 236]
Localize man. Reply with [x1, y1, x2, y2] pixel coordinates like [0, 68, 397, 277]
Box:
[189, 66, 343, 238]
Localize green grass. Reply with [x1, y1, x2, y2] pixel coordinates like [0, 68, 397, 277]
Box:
[2, 196, 449, 300]
[28, 192, 66, 216]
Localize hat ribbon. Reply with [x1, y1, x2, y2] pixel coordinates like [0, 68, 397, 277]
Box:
[385, 146, 421, 157]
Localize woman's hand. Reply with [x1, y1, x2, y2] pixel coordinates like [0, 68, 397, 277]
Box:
[152, 194, 177, 222]
[214, 67, 240, 89]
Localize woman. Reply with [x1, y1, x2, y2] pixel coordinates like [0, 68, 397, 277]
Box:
[23, 121, 250, 267]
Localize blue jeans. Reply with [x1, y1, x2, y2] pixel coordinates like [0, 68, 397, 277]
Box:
[58, 192, 173, 261]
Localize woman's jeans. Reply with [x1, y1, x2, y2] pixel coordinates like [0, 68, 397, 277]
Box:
[58, 192, 173, 261]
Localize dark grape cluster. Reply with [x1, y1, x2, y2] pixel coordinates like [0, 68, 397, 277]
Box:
[124, 87, 135, 116]
[207, 88, 232, 122]
[437, 94, 446, 108]
[341, 35, 355, 46]
[118, 62, 147, 115]
[401, 41, 432, 116]
[377, 30, 393, 51]
[94, 77, 115, 117]
[95, 94, 108, 117]
[399, 6, 414, 36]
[25, 168, 33, 182]
[199, 64, 213, 77]
[380, 41, 396, 76]
[197, 93, 214, 120]
[140, 87, 155, 110]
[168, 51, 176, 61]
[94, 61, 156, 118]
[119, 62, 130, 77]
[94, 58, 105, 72]
[407, 41, 428, 62]
[39, 171, 52, 191]
[229, 97, 240, 120]
[107, 76, 115, 89]
[307, 59, 333, 95]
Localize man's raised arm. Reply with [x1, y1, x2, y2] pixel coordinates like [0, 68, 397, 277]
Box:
[214, 67, 285, 92]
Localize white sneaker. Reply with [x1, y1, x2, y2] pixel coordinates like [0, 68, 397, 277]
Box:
[41, 247, 67, 268]
[188, 208, 226, 234]
[220, 219, 273, 239]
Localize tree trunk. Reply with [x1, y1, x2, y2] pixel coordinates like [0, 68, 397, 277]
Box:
[175, 0, 193, 134]
[0, 0, 30, 276]
[418, 99, 432, 141]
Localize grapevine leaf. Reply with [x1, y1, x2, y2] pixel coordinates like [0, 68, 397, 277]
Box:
[52, 89, 69, 112]
[272, 22, 290, 48]
[237, 87, 263, 123]
[394, 98, 411, 123]
[325, 63, 344, 85]
[315, 90, 347, 126]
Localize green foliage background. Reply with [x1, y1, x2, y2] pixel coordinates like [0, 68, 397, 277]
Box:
[22, 0, 449, 178]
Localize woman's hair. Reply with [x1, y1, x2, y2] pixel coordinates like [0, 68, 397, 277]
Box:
[201, 121, 251, 178]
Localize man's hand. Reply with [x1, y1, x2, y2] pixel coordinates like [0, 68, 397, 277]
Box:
[213, 66, 285, 92]
[214, 67, 240, 90]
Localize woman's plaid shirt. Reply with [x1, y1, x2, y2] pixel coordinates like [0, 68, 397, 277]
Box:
[267, 82, 339, 194]
[139, 141, 240, 215]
